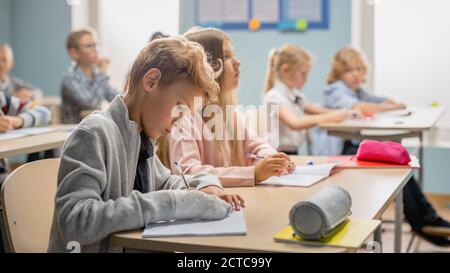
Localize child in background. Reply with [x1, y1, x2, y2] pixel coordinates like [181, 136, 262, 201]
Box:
[263, 44, 360, 156]
[0, 43, 42, 101]
[0, 92, 51, 253]
[61, 28, 119, 124]
[157, 27, 293, 187]
[323, 47, 450, 246]
[49, 37, 244, 253]
[324, 47, 405, 114]
[324, 47, 407, 154]
[0, 92, 51, 182]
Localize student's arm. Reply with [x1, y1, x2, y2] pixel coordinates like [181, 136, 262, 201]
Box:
[169, 117, 257, 187]
[153, 155, 224, 191]
[1, 94, 51, 128]
[352, 101, 404, 113]
[243, 120, 277, 157]
[278, 106, 349, 130]
[170, 135, 257, 187]
[244, 134, 276, 157]
[17, 105, 52, 127]
[382, 98, 406, 108]
[61, 75, 104, 110]
[304, 103, 334, 115]
[324, 82, 406, 115]
[54, 128, 227, 245]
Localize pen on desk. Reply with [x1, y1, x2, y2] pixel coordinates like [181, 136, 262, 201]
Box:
[174, 161, 190, 190]
[246, 153, 295, 168]
[245, 153, 265, 160]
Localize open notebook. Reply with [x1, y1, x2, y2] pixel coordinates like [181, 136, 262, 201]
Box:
[143, 210, 247, 238]
[0, 127, 59, 141]
[260, 163, 337, 187]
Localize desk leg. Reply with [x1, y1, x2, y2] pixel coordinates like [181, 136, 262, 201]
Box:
[395, 190, 404, 253]
[418, 131, 424, 189]
[373, 224, 383, 253]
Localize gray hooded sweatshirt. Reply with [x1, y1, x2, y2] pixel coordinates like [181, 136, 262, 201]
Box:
[48, 96, 223, 253]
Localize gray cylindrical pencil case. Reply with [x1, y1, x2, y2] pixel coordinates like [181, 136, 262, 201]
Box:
[289, 185, 352, 240]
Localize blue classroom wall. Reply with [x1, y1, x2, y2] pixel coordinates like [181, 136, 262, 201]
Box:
[180, 0, 352, 106]
[0, 0, 12, 44]
[181, 0, 450, 195]
[406, 146, 450, 194]
[422, 147, 450, 194]
[9, 0, 71, 96]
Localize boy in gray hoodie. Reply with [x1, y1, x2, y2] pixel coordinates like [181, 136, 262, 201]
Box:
[48, 37, 244, 253]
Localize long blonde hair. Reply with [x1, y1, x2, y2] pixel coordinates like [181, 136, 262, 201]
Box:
[156, 28, 244, 168]
[327, 47, 369, 84]
[264, 44, 312, 93]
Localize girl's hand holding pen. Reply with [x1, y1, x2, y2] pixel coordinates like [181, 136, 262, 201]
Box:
[252, 153, 294, 184]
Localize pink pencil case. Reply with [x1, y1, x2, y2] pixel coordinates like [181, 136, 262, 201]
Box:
[356, 140, 411, 165]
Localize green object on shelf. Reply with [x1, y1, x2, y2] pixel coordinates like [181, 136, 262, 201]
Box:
[295, 19, 308, 31]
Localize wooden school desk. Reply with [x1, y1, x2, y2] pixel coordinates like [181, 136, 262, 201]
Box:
[319, 106, 444, 188]
[111, 156, 413, 253]
[0, 125, 75, 159]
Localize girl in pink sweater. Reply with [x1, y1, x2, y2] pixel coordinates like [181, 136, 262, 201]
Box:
[157, 28, 293, 187]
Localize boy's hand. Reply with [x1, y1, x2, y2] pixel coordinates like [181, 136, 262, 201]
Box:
[0, 116, 23, 132]
[173, 190, 232, 220]
[383, 99, 407, 110]
[395, 103, 407, 109]
[215, 193, 245, 211]
[0, 116, 14, 133]
[199, 185, 245, 211]
[199, 185, 224, 196]
[97, 58, 110, 74]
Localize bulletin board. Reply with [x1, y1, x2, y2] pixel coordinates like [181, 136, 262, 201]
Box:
[195, 0, 329, 31]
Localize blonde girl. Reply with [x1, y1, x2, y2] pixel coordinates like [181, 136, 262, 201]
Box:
[157, 28, 293, 187]
[263, 44, 358, 155]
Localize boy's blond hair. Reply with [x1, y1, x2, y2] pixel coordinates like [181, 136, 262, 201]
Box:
[327, 47, 369, 84]
[128, 36, 219, 104]
[264, 44, 312, 93]
[66, 28, 96, 50]
[0, 43, 13, 60]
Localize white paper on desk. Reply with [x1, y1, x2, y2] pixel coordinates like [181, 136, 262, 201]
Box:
[12, 127, 59, 135]
[260, 163, 337, 187]
[0, 127, 59, 141]
[143, 210, 247, 238]
[376, 109, 413, 118]
[0, 132, 27, 141]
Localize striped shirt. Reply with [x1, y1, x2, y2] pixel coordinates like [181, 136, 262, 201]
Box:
[0, 92, 51, 127]
[0, 75, 43, 100]
[60, 64, 119, 124]
[0, 92, 52, 182]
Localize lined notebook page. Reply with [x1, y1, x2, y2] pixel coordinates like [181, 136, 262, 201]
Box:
[260, 163, 337, 187]
[143, 210, 247, 238]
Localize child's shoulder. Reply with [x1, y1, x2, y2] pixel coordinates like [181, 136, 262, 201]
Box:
[324, 80, 351, 95]
[62, 65, 81, 81]
[74, 111, 117, 138]
[264, 87, 289, 104]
